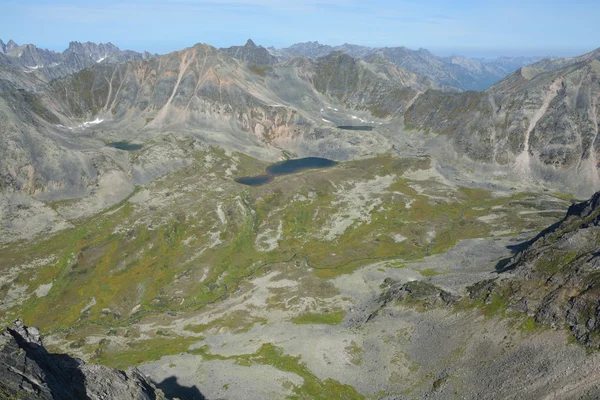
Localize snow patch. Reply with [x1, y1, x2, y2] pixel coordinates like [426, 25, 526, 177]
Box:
[57, 118, 105, 131]
[82, 118, 104, 127]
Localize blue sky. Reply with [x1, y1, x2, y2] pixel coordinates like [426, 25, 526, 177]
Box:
[1, 0, 598, 58]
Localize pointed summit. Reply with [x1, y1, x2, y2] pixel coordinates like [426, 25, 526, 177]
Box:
[0, 39, 6, 54]
[220, 39, 278, 65]
[6, 39, 18, 53]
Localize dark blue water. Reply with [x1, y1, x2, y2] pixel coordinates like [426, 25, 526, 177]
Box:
[266, 157, 337, 175]
[337, 125, 373, 131]
[234, 175, 273, 186]
[107, 141, 143, 151]
[235, 157, 337, 186]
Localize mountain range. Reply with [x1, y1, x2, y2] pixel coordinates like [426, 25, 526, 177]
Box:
[0, 39, 154, 81]
[269, 41, 548, 91]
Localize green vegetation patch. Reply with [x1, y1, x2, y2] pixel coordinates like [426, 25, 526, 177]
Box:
[291, 311, 345, 325]
[93, 336, 201, 370]
[184, 311, 267, 334]
[232, 344, 364, 399]
[419, 268, 444, 277]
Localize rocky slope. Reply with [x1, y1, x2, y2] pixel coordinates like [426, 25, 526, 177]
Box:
[0, 319, 164, 399]
[470, 191, 600, 347]
[274, 41, 545, 90]
[405, 50, 600, 196]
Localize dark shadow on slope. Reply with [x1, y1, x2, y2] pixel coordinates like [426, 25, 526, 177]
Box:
[155, 376, 206, 400]
[495, 218, 566, 273]
[337, 125, 373, 131]
[7, 328, 91, 400]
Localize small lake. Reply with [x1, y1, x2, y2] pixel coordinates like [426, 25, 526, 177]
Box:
[235, 175, 274, 186]
[337, 125, 373, 131]
[235, 157, 337, 186]
[107, 141, 143, 151]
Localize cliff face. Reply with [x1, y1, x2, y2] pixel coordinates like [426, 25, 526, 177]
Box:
[0, 319, 165, 399]
[470, 192, 600, 347]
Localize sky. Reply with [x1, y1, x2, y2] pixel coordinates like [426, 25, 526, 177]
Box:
[0, 0, 598, 58]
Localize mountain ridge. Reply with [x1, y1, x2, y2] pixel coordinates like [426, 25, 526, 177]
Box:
[273, 40, 550, 90]
[0, 38, 155, 81]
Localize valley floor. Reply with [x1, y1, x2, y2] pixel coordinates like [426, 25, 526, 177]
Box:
[1, 141, 597, 399]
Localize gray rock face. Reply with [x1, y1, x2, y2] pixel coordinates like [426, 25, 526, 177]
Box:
[405, 54, 600, 196]
[0, 319, 165, 399]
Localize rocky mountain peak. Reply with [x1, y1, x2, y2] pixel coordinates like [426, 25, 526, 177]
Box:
[416, 47, 432, 55]
[65, 40, 85, 52]
[6, 39, 19, 52]
[319, 50, 356, 65]
[0, 39, 6, 54]
[221, 39, 278, 65]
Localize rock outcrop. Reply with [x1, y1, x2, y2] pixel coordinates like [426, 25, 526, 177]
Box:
[346, 279, 458, 328]
[0, 319, 165, 399]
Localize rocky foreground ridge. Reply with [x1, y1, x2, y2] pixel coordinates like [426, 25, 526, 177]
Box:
[0, 319, 165, 399]
[470, 191, 600, 347]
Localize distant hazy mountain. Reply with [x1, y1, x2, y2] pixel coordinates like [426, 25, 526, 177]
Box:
[0, 39, 154, 81]
[528, 47, 600, 72]
[275, 41, 546, 91]
[0, 39, 19, 54]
